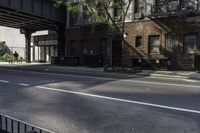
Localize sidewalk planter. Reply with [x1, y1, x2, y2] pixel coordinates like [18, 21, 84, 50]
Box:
[83, 54, 102, 67]
[132, 58, 142, 72]
[141, 58, 169, 70]
[51, 56, 80, 66]
[39, 60, 46, 63]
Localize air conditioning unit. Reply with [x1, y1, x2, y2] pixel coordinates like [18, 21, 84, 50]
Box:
[114, 16, 122, 22]
[134, 13, 144, 19]
[168, 1, 178, 11]
[182, 0, 196, 11]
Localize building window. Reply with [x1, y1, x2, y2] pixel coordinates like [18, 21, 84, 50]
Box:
[81, 40, 88, 54]
[135, 36, 142, 47]
[134, 0, 144, 13]
[168, 0, 179, 11]
[181, 0, 197, 11]
[113, 1, 122, 22]
[69, 40, 76, 56]
[134, 0, 145, 19]
[166, 33, 177, 52]
[82, 5, 96, 23]
[149, 35, 160, 54]
[69, 12, 79, 26]
[125, 0, 133, 22]
[184, 33, 197, 54]
[82, 6, 90, 23]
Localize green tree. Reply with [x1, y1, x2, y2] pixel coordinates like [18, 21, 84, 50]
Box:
[54, 0, 134, 41]
[0, 41, 6, 56]
[2, 53, 13, 62]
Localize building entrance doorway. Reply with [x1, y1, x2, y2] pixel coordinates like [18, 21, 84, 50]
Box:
[112, 40, 122, 67]
[165, 33, 177, 66]
[32, 34, 58, 63]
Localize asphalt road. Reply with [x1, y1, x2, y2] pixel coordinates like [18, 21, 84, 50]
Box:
[0, 68, 200, 133]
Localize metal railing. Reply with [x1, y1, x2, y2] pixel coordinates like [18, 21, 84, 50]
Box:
[147, 0, 199, 17]
[0, 113, 55, 133]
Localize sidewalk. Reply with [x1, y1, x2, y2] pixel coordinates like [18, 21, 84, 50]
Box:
[0, 62, 200, 80]
[136, 70, 200, 80]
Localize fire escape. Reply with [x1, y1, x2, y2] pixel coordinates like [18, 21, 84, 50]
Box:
[147, 0, 200, 32]
[147, 0, 200, 17]
[146, 0, 200, 70]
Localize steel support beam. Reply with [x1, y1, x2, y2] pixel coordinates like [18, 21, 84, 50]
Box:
[0, 10, 56, 28]
[0, 0, 66, 30]
[0, 0, 65, 23]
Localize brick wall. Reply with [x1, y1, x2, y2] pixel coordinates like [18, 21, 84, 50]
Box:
[65, 18, 200, 70]
[123, 18, 200, 70]
[65, 24, 109, 66]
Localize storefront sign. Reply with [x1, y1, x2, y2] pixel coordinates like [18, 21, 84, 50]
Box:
[38, 40, 58, 46]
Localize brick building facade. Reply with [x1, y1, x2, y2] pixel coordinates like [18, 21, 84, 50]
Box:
[65, 25, 110, 67]
[65, 0, 200, 70]
[123, 18, 200, 70]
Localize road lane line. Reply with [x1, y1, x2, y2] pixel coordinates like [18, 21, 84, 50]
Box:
[182, 79, 199, 83]
[18, 83, 30, 86]
[0, 80, 10, 83]
[1, 68, 200, 88]
[36, 86, 200, 114]
[24, 70, 200, 88]
[22, 70, 200, 88]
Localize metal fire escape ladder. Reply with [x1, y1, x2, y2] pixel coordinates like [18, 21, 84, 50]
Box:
[146, 0, 200, 32]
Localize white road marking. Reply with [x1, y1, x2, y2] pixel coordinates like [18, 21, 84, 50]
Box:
[18, 83, 30, 86]
[0, 80, 10, 83]
[0, 68, 121, 80]
[32, 71, 115, 80]
[1, 68, 200, 88]
[19, 70, 200, 89]
[182, 79, 199, 83]
[36, 86, 200, 114]
[23, 70, 200, 88]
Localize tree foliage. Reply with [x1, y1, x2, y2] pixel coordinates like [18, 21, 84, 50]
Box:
[0, 41, 6, 56]
[54, 0, 134, 36]
[2, 53, 13, 62]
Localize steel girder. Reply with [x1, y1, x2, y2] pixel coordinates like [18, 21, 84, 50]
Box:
[0, 0, 66, 31]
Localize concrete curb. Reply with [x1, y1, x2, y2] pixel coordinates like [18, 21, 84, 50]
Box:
[0, 64, 199, 80]
[135, 73, 200, 80]
[136, 73, 189, 79]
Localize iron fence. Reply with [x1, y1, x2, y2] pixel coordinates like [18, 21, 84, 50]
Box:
[0, 113, 55, 133]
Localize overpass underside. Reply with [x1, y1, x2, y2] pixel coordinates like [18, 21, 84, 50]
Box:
[0, 0, 66, 30]
[0, 0, 66, 62]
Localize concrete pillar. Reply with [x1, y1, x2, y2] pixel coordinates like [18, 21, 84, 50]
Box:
[25, 31, 32, 63]
[32, 44, 35, 61]
[20, 28, 34, 63]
